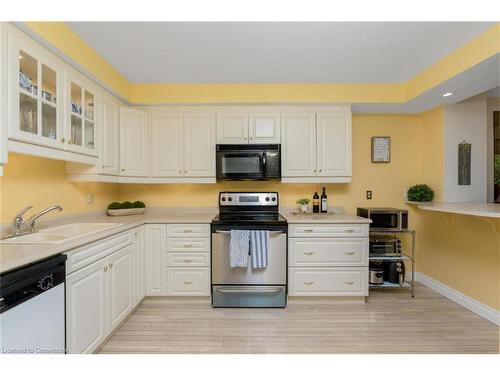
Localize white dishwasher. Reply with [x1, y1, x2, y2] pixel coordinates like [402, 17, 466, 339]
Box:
[0, 254, 66, 354]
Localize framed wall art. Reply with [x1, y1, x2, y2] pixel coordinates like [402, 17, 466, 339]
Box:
[371, 136, 391, 163]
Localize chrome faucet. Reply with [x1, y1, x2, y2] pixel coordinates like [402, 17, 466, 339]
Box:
[12, 205, 63, 237]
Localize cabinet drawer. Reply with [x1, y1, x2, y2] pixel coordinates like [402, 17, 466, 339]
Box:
[166, 268, 210, 296]
[288, 224, 368, 238]
[167, 237, 210, 253]
[289, 238, 368, 267]
[166, 252, 210, 267]
[65, 231, 133, 274]
[166, 224, 210, 238]
[288, 267, 368, 296]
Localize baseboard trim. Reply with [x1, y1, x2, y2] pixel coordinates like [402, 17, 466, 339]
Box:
[416, 272, 499, 326]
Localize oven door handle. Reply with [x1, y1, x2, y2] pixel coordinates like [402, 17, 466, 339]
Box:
[215, 230, 284, 236]
[217, 287, 283, 294]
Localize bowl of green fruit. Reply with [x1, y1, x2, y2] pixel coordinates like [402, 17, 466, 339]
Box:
[106, 201, 146, 216]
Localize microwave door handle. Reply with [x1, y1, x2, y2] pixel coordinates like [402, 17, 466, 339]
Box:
[262, 152, 266, 175]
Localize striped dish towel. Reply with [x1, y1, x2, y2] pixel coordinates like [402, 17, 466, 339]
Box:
[230, 230, 250, 268]
[249, 230, 270, 269]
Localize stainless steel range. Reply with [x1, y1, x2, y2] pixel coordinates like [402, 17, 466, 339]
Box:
[211, 192, 287, 307]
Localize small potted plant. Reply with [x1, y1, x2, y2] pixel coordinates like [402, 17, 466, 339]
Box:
[406, 184, 435, 202]
[107, 201, 147, 216]
[296, 198, 311, 213]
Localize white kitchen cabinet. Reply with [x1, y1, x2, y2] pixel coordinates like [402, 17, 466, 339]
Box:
[217, 111, 248, 144]
[133, 228, 146, 304]
[217, 111, 280, 144]
[0, 25, 8, 172]
[66, 256, 108, 354]
[145, 224, 167, 296]
[120, 107, 149, 177]
[65, 76, 98, 156]
[151, 112, 183, 177]
[281, 109, 352, 182]
[107, 244, 133, 332]
[99, 96, 120, 175]
[281, 112, 317, 177]
[9, 34, 65, 150]
[183, 112, 216, 177]
[249, 112, 280, 143]
[317, 112, 352, 177]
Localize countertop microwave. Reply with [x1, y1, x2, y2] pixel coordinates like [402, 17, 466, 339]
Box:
[357, 207, 408, 232]
[216, 144, 281, 181]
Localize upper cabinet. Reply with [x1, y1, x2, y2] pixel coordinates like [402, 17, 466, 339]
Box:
[120, 107, 149, 177]
[151, 111, 216, 178]
[217, 111, 280, 144]
[99, 95, 120, 175]
[281, 108, 352, 183]
[65, 76, 98, 156]
[9, 37, 64, 149]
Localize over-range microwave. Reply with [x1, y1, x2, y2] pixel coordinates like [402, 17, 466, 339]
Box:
[216, 144, 281, 181]
[357, 207, 408, 232]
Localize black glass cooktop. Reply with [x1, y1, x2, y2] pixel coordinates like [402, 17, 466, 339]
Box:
[212, 212, 287, 225]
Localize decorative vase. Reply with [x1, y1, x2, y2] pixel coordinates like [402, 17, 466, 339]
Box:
[300, 204, 308, 213]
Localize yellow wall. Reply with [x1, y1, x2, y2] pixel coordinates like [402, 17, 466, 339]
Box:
[0, 153, 120, 223]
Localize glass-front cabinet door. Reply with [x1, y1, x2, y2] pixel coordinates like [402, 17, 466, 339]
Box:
[11, 42, 63, 148]
[66, 77, 97, 156]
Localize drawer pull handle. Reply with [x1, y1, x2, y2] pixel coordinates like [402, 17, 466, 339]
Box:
[344, 281, 354, 285]
[183, 281, 194, 285]
[304, 281, 314, 285]
[304, 251, 314, 255]
[304, 229, 314, 233]
[183, 259, 194, 263]
[344, 229, 355, 233]
[344, 251, 355, 255]
[183, 229, 193, 233]
[183, 244, 194, 247]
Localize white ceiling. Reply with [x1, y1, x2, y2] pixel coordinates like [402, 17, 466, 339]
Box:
[66, 22, 495, 84]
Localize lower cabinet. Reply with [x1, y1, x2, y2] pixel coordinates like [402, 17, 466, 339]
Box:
[288, 224, 370, 297]
[66, 230, 144, 354]
[145, 223, 211, 297]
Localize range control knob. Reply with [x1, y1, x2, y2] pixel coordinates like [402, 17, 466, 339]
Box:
[228, 197, 233, 202]
[271, 197, 276, 202]
[265, 197, 270, 202]
[38, 275, 54, 291]
[221, 197, 226, 202]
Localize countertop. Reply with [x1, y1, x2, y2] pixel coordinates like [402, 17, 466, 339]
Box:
[281, 211, 371, 224]
[0, 208, 370, 274]
[0, 209, 216, 274]
[413, 202, 500, 219]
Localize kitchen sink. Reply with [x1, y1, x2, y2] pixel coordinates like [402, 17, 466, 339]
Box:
[39, 222, 123, 237]
[1, 222, 123, 244]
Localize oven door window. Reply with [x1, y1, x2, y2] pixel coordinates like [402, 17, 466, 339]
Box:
[220, 153, 263, 176]
[371, 213, 399, 229]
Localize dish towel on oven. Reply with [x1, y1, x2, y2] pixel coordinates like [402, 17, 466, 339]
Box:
[230, 230, 250, 267]
[249, 230, 269, 269]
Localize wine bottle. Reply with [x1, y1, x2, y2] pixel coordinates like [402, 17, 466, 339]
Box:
[321, 187, 328, 213]
[313, 191, 320, 213]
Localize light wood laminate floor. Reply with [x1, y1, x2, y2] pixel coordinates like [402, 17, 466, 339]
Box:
[99, 284, 499, 354]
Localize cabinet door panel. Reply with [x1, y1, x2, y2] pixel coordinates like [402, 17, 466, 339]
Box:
[281, 112, 317, 177]
[99, 98, 119, 175]
[151, 112, 183, 177]
[249, 113, 280, 143]
[184, 112, 216, 177]
[134, 229, 146, 304]
[107, 244, 133, 332]
[119, 107, 148, 176]
[66, 257, 107, 354]
[317, 112, 352, 177]
[145, 224, 167, 296]
[216, 112, 248, 144]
